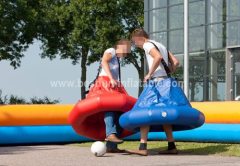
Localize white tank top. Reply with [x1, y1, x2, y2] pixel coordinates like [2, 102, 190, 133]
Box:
[99, 48, 120, 80]
[143, 40, 169, 77]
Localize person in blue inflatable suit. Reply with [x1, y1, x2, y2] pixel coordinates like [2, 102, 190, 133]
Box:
[127, 28, 180, 156]
[89, 39, 131, 153]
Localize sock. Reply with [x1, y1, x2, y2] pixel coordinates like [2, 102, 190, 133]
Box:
[139, 143, 147, 150]
[168, 142, 176, 150]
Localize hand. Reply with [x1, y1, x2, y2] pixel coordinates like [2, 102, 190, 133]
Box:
[143, 74, 151, 83]
[110, 78, 118, 88]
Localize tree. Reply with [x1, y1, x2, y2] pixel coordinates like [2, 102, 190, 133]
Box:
[0, 90, 59, 104]
[1, 0, 145, 99]
[118, 0, 145, 94]
[38, 0, 124, 99]
[0, 0, 40, 68]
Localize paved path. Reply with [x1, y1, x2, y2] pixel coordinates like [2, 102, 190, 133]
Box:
[0, 145, 240, 166]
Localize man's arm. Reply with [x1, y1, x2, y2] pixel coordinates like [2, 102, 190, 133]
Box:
[144, 48, 162, 82]
[168, 51, 179, 73]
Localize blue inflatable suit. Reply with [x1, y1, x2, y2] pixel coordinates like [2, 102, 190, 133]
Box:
[119, 78, 205, 132]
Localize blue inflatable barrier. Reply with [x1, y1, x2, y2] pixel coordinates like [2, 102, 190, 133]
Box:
[0, 126, 90, 145]
[120, 78, 205, 132]
[126, 124, 240, 143]
[0, 124, 240, 145]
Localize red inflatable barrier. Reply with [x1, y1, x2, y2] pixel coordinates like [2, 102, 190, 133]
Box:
[68, 76, 137, 140]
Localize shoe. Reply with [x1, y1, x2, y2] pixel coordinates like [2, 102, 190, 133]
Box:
[125, 149, 148, 156]
[107, 148, 126, 153]
[158, 148, 178, 155]
[105, 134, 124, 144]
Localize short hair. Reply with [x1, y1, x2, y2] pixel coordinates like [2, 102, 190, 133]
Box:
[131, 28, 149, 39]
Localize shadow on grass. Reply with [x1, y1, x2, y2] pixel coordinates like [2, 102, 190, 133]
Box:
[147, 144, 231, 156]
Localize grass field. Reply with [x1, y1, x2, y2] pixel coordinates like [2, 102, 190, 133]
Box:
[76, 141, 240, 157]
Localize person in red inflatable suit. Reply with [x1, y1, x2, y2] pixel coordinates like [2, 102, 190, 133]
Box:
[88, 39, 131, 153]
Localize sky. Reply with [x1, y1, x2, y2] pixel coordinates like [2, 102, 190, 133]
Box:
[0, 41, 139, 104]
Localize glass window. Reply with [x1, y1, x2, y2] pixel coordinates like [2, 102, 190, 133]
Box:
[207, 0, 225, 23]
[169, 4, 184, 29]
[189, 0, 205, 26]
[227, 21, 240, 46]
[227, 0, 240, 20]
[169, 30, 184, 54]
[149, 0, 167, 9]
[189, 55, 205, 101]
[189, 26, 205, 52]
[144, 0, 148, 11]
[208, 50, 226, 101]
[144, 11, 149, 31]
[150, 32, 167, 47]
[149, 8, 167, 32]
[169, 0, 183, 5]
[208, 23, 226, 49]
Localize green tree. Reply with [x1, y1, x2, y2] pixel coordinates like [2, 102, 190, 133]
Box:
[38, 0, 124, 99]
[118, 0, 144, 94]
[0, 0, 40, 68]
[0, 0, 144, 99]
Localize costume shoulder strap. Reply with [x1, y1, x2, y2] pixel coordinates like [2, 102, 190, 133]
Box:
[148, 41, 171, 77]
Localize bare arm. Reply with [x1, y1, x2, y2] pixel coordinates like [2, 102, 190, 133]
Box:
[144, 48, 162, 82]
[168, 51, 179, 73]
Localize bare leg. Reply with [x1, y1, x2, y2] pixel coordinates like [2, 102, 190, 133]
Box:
[159, 125, 178, 154]
[163, 125, 175, 142]
[140, 126, 150, 143]
[126, 126, 149, 156]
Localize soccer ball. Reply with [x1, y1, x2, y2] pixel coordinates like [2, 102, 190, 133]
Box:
[90, 141, 106, 157]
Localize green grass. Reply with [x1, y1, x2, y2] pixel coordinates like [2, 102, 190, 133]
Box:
[74, 141, 240, 157]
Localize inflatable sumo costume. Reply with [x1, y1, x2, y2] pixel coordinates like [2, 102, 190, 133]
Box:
[69, 75, 136, 140]
[120, 42, 205, 132]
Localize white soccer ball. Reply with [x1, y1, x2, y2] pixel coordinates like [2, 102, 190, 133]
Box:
[90, 141, 106, 157]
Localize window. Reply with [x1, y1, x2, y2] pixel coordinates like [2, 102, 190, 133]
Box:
[169, 4, 184, 29]
[208, 0, 225, 23]
[150, 32, 167, 47]
[208, 23, 226, 49]
[189, 27, 205, 52]
[169, 0, 183, 5]
[227, 21, 240, 46]
[169, 30, 184, 54]
[227, 0, 240, 20]
[149, 0, 167, 9]
[149, 8, 167, 32]
[189, 0, 205, 26]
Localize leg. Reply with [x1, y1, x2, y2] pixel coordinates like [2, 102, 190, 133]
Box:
[140, 126, 149, 143]
[159, 125, 178, 154]
[104, 112, 117, 137]
[104, 112, 123, 144]
[163, 125, 175, 142]
[115, 112, 123, 137]
[126, 126, 149, 156]
[105, 112, 125, 153]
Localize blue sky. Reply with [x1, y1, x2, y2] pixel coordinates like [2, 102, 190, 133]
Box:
[0, 41, 139, 104]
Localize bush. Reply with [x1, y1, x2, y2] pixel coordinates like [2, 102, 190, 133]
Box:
[0, 90, 60, 104]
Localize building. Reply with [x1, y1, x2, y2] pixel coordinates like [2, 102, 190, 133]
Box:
[144, 0, 240, 101]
